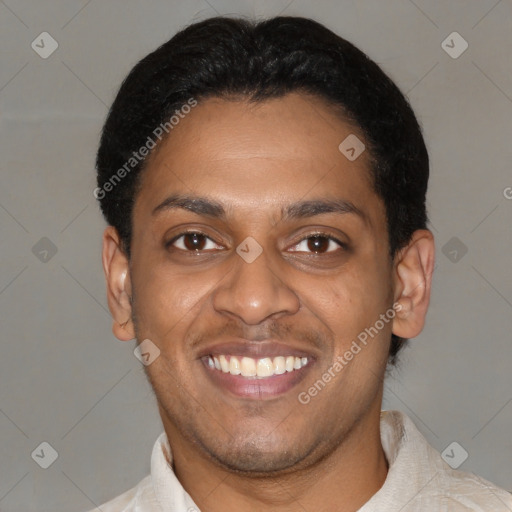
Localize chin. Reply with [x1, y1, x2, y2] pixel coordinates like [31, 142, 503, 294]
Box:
[204, 435, 314, 475]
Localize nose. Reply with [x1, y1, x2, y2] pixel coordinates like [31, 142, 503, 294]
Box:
[212, 247, 300, 325]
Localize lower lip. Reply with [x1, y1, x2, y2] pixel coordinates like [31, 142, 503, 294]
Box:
[201, 358, 314, 400]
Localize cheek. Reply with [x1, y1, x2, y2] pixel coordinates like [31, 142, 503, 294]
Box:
[131, 258, 216, 338]
[305, 259, 391, 345]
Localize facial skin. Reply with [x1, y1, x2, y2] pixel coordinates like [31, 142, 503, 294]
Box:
[102, 92, 435, 511]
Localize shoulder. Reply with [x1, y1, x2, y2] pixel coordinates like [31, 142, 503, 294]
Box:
[378, 411, 512, 511]
[422, 468, 512, 511]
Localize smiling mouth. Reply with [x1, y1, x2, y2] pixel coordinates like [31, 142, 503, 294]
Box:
[203, 354, 309, 378]
[200, 353, 313, 399]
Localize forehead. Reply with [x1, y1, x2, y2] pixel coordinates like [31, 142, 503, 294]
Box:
[135, 92, 384, 225]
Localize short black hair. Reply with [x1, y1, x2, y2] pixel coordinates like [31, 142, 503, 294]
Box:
[96, 16, 430, 362]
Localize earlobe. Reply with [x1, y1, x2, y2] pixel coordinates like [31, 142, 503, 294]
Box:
[102, 226, 136, 341]
[392, 229, 435, 339]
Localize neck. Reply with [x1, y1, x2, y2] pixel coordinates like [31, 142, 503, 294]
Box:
[161, 400, 388, 512]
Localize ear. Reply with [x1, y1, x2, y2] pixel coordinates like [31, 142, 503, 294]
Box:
[102, 226, 135, 341]
[392, 229, 435, 339]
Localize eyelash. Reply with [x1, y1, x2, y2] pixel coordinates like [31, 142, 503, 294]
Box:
[288, 232, 347, 253]
[166, 230, 347, 253]
[167, 230, 223, 252]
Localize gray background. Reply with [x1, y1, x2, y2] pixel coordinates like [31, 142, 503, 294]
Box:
[0, 1, 511, 511]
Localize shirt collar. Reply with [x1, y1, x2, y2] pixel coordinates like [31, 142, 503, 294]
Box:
[151, 429, 200, 511]
[358, 410, 441, 510]
[148, 410, 506, 511]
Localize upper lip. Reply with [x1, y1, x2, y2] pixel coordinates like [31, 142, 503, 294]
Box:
[197, 339, 318, 360]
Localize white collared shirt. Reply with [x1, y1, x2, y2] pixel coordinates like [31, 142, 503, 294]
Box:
[87, 410, 512, 511]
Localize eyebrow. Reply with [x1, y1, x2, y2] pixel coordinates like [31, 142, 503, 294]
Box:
[152, 193, 368, 225]
[281, 198, 367, 224]
[153, 193, 225, 217]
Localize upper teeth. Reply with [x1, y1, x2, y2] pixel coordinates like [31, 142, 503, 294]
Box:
[207, 355, 308, 378]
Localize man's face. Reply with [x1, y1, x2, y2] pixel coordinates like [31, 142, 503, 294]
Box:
[127, 92, 396, 473]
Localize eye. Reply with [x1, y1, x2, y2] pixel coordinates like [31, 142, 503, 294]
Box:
[288, 234, 345, 254]
[168, 232, 223, 252]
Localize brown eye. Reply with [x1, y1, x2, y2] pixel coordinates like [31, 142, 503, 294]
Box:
[183, 233, 206, 250]
[307, 236, 330, 253]
[289, 234, 344, 254]
[168, 232, 222, 252]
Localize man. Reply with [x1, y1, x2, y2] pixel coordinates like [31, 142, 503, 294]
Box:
[91, 15, 511, 512]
